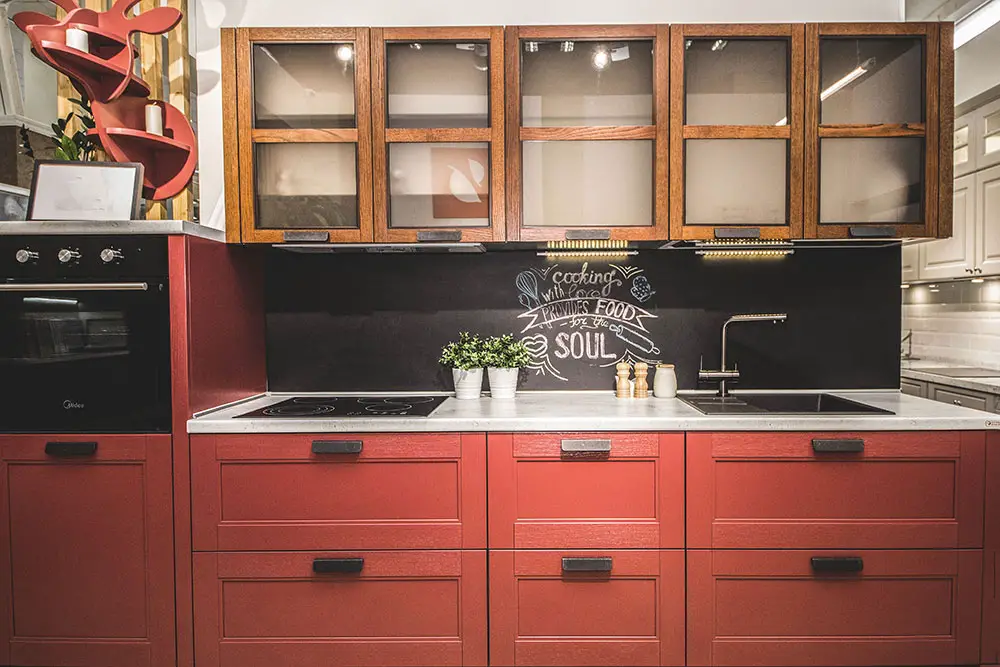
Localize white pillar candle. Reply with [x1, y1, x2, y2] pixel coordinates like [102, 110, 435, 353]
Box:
[65, 27, 89, 52]
[144, 103, 163, 136]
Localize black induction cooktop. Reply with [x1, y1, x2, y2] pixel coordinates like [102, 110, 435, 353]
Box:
[236, 396, 448, 418]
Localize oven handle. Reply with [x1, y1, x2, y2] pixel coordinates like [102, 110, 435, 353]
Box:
[0, 282, 149, 292]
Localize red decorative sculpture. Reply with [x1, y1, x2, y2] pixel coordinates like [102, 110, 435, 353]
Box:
[14, 0, 197, 201]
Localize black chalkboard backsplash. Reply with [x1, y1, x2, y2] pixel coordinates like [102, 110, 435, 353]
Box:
[265, 245, 901, 392]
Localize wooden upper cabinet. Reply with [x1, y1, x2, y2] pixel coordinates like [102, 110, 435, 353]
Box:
[670, 24, 805, 241]
[233, 28, 374, 244]
[805, 23, 952, 239]
[371, 28, 506, 243]
[505, 25, 670, 241]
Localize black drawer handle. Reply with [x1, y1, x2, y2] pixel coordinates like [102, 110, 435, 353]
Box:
[313, 558, 364, 574]
[811, 439, 864, 454]
[45, 441, 97, 457]
[849, 226, 895, 239]
[417, 230, 462, 242]
[561, 439, 612, 454]
[312, 440, 363, 455]
[565, 229, 611, 241]
[562, 557, 613, 573]
[811, 556, 864, 574]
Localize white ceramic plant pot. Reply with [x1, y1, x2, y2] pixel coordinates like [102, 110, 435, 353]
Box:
[488, 367, 519, 399]
[452, 368, 484, 400]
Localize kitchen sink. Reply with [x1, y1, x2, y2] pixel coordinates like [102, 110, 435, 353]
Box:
[680, 393, 894, 416]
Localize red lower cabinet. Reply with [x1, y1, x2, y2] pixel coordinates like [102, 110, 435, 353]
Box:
[0, 434, 175, 667]
[687, 549, 983, 667]
[193, 550, 487, 667]
[984, 549, 999, 666]
[489, 550, 684, 666]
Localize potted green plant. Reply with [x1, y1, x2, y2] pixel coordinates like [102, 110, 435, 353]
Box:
[483, 334, 532, 399]
[440, 332, 485, 400]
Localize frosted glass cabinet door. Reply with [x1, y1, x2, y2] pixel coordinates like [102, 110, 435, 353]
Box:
[685, 39, 788, 126]
[981, 100, 1000, 170]
[522, 140, 653, 227]
[819, 138, 924, 225]
[386, 42, 490, 128]
[521, 39, 654, 127]
[252, 43, 357, 129]
[388, 143, 491, 228]
[255, 143, 359, 229]
[686, 140, 788, 225]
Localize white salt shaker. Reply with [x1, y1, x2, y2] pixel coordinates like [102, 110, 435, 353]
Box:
[653, 364, 677, 399]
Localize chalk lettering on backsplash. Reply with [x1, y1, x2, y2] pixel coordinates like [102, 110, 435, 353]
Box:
[516, 262, 662, 382]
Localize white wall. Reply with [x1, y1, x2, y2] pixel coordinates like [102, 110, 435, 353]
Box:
[956, 23, 1000, 105]
[194, 0, 904, 229]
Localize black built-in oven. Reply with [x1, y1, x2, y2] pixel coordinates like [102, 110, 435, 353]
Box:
[0, 235, 171, 433]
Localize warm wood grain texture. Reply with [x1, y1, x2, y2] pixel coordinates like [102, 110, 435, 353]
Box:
[137, 0, 165, 219]
[372, 27, 505, 243]
[515, 25, 657, 39]
[520, 126, 657, 141]
[236, 28, 374, 244]
[687, 431, 985, 550]
[0, 434, 175, 667]
[164, 0, 192, 220]
[490, 549, 684, 666]
[488, 433, 683, 549]
[669, 24, 804, 240]
[805, 23, 939, 239]
[654, 24, 670, 240]
[939, 22, 955, 239]
[687, 549, 982, 667]
[504, 26, 523, 241]
[192, 433, 486, 551]
[251, 128, 359, 143]
[193, 550, 487, 667]
[221, 29, 241, 243]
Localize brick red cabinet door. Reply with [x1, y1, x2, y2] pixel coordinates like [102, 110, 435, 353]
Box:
[193, 550, 487, 667]
[488, 433, 684, 549]
[0, 434, 175, 667]
[687, 431, 986, 549]
[687, 549, 983, 667]
[490, 550, 684, 666]
[191, 432, 486, 551]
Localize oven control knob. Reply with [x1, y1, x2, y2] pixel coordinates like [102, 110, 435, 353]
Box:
[15, 249, 38, 264]
[100, 248, 124, 264]
[57, 248, 81, 264]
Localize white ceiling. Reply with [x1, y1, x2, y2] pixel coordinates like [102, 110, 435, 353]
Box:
[906, 0, 984, 20]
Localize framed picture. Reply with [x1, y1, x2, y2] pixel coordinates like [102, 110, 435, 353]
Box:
[431, 146, 489, 220]
[27, 160, 144, 221]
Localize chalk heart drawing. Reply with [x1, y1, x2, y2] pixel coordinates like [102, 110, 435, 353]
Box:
[515, 262, 661, 382]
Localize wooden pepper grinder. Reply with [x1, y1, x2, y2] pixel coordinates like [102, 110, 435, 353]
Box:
[634, 363, 649, 399]
[616, 362, 632, 399]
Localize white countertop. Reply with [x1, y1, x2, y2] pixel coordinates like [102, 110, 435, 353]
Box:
[0, 220, 224, 241]
[187, 391, 999, 433]
[901, 360, 1000, 396]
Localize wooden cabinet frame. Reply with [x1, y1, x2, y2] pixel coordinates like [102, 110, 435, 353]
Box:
[804, 23, 951, 240]
[232, 28, 374, 244]
[669, 24, 805, 241]
[371, 27, 506, 243]
[504, 25, 670, 242]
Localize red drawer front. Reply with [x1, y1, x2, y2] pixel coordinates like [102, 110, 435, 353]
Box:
[191, 433, 486, 551]
[490, 550, 684, 666]
[488, 433, 684, 549]
[986, 549, 1000, 665]
[194, 550, 487, 667]
[687, 549, 982, 667]
[0, 434, 175, 667]
[687, 431, 986, 549]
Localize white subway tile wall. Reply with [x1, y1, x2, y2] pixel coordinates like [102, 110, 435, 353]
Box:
[902, 280, 1000, 368]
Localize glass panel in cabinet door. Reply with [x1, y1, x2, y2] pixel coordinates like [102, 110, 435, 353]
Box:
[254, 143, 358, 229]
[985, 108, 1000, 159]
[521, 39, 654, 127]
[955, 123, 970, 168]
[252, 43, 356, 129]
[386, 41, 489, 128]
[685, 39, 789, 126]
[522, 140, 653, 227]
[819, 137, 924, 224]
[388, 142, 490, 228]
[685, 139, 788, 225]
[819, 37, 923, 125]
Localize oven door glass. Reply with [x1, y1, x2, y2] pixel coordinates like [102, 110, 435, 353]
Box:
[0, 281, 171, 432]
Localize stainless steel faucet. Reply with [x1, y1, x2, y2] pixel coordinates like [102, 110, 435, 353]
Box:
[699, 313, 788, 397]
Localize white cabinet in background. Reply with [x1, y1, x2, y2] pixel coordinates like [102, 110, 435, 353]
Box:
[902, 243, 920, 283]
[977, 164, 1000, 276]
[978, 98, 1000, 171]
[919, 173, 976, 280]
[955, 111, 975, 177]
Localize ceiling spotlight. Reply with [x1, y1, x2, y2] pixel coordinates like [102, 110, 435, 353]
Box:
[711, 39, 728, 51]
[524, 41, 539, 53]
[560, 40, 574, 53]
[685, 39, 692, 49]
[592, 47, 611, 71]
[409, 42, 422, 50]
[335, 44, 354, 62]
